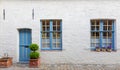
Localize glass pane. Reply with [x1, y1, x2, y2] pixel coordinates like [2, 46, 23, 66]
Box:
[46, 20, 50, 31]
[103, 20, 107, 25]
[91, 26, 95, 30]
[108, 20, 112, 25]
[52, 32, 61, 48]
[96, 32, 99, 38]
[91, 32, 99, 38]
[42, 32, 50, 48]
[42, 20, 50, 31]
[42, 20, 45, 26]
[42, 32, 50, 38]
[53, 20, 61, 31]
[96, 26, 99, 30]
[91, 32, 100, 48]
[102, 32, 112, 48]
[108, 26, 112, 30]
[103, 26, 107, 30]
[42, 43, 50, 48]
[91, 20, 100, 31]
[96, 20, 100, 25]
[53, 43, 60, 48]
[91, 20, 95, 25]
[91, 32, 95, 38]
[103, 32, 107, 38]
[108, 32, 112, 38]
[42, 20, 45, 31]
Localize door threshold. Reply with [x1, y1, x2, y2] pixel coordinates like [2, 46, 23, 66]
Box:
[18, 61, 29, 64]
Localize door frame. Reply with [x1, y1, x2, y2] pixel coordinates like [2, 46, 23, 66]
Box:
[18, 28, 32, 62]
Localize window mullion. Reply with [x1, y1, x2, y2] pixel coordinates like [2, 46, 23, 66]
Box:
[56, 21, 57, 48]
[100, 20, 103, 48]
[45, 21, 47, 48]
[50, 20, 53, 49]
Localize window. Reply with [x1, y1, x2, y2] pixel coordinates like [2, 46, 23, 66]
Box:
[41, 20, 62, 50]
[91, 19, 115, 51]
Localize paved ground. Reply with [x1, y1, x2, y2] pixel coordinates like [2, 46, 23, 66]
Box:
[1, 63, 120, 70]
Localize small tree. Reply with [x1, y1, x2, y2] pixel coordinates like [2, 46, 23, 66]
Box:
[29, 44, 40, 59]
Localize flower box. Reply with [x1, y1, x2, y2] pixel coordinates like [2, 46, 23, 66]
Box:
[0, 57, 13, 68]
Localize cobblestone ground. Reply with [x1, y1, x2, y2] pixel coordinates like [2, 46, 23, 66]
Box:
[1, 63, 120, 70]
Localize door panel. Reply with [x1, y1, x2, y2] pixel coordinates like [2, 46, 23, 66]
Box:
[19, 29, 31, 62]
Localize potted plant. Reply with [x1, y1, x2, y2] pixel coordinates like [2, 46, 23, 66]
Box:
[101, 47, 106, 52]
[96, 46, 101, 52]
[29, 44, 40, 68]
[107, 46, 112, 52]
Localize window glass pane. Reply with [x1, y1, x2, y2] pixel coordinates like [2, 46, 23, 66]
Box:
[53, 20, 61, 31]
[42, 32, 50, 48]
[91, 20, 95, 26]
[103, 20, 107, 25]
[42, 20, 45, 31]
[108, 32, 112, 38]
[91, 26, 95, 30]
[91, 32, 95, 38]
[96, 32, 99, 38]
[103, 26, 107, 30]
[91, 20, 100, 31]
[108, 20, 112, 25]
[108, 26, 112, 30]
[52, 32, 61, 48]
[103, 32, 107, 38]
[96, 20, 100, 25]
[102, 32, 112, 47]
[42, 20, 50, 31]
[46, 20, 50, 31]
[96, 26, 99, 30]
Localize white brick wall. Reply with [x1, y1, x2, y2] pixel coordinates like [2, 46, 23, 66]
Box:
[0, 0, 120, 64]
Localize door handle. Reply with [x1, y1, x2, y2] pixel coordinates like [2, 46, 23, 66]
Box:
[25, 46, 29, 48]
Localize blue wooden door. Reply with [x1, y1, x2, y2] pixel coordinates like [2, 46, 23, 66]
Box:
[19, 29, 31, 62]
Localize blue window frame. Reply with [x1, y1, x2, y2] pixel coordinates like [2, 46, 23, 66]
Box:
[41, 20, 62, 50]
[91, 19, 116, 51]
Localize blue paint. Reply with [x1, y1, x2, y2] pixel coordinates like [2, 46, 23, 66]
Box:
[19, 29, 31, 62]
[41, 20, 62, 50]
[91, 20, 115, 50]
[112, 21, 115, 51]
[50, 20, 53, 49]
[100, 20, 103, 48]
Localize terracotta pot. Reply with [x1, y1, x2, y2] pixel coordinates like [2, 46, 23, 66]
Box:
[107, 49, 112, 52]
[102, 48, 106, 52]
[0, 57, 13, 68]
[96, 48, 101, 52]
[29, 58, 40, 68]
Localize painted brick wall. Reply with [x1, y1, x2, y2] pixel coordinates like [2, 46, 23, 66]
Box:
[0, 0, 120, 64]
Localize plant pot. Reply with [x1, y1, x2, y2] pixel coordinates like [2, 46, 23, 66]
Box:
[29, 58, 40, 68]
[107, 49, 112, 52]
[0, 57, 13, 68]
[96, 48, 101, 52]
[101, 48, 106, 52]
